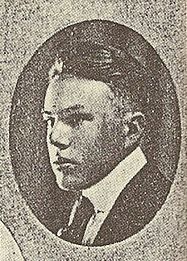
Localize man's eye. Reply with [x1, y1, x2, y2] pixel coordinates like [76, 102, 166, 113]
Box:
[66, 115, 83, 127]
[43, 115, 55, 127]
[49, 117, 55, 127]
[65, 113, 94, 127]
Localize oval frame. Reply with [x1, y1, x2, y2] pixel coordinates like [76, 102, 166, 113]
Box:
[9, 20, 181, 245]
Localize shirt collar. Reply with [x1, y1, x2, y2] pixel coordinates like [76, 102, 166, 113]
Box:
[82, 146, 147, 213]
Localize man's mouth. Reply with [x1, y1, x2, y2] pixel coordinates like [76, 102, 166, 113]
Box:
[53, 157, 79, 169]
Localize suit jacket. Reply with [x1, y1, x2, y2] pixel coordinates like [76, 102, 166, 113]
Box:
[46, 161, 171, 246]
[93, 162, 171, 246]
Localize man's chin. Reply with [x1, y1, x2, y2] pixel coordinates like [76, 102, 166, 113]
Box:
[55, 174, 92, 192]
[56, 176, 83, 192]
[56, 183, 71, 191]
[53, 166, 103, 191]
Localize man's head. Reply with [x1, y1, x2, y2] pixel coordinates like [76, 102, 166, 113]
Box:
[43, 43, 149, 191]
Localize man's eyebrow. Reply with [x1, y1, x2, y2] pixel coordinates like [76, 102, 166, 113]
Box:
[41, 110, 52, 115]
[60, 104, 85, 114]
[41, 105, 85, 116]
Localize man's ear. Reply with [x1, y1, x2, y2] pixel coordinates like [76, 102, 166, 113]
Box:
[123, 112, 145, 147]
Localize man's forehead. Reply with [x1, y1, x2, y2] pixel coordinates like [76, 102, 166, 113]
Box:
[44, 77, 115, 112]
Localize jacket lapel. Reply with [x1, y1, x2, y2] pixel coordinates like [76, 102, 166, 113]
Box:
[93, 162, 171, 246]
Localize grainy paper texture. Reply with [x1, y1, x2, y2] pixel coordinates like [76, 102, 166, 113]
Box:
[0, 0, 186, 260]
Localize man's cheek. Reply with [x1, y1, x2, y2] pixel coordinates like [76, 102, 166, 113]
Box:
[75, 125, 100, 145]
[84, 119, 101, 135]
[75, 137, 99, 162]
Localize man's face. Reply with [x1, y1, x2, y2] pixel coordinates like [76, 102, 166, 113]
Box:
[43, 77, 127, 191]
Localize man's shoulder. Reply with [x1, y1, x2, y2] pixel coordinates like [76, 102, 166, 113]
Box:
[116, 161, 172, 212]
[94, 161, 172, 246]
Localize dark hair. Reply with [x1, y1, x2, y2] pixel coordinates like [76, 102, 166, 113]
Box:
[50, 42, 160, 118]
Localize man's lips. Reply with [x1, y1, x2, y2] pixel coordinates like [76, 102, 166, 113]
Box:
[53, 157, 79, 166]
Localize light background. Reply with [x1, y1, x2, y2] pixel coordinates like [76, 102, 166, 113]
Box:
[0, 0, 186, 260]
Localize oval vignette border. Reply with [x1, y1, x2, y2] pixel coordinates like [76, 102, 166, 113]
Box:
[9, 20, 181, 246]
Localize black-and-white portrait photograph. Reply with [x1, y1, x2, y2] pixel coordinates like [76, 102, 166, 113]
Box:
[1, 1, 186, 260]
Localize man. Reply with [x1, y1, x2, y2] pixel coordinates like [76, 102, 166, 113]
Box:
[42, 42, 171, 246]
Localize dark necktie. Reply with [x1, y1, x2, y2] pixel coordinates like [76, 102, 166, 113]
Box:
[57, 196, 95, 245]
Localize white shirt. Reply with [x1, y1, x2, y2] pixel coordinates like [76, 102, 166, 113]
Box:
[57, 146, 147, 245]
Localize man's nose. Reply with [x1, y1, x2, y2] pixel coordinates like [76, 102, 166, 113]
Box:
[49, 121, 71, 150]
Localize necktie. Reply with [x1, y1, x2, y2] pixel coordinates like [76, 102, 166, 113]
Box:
[57, 196, 95, 245]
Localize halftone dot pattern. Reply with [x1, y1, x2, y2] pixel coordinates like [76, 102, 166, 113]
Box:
[1, 1, 186, 260]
